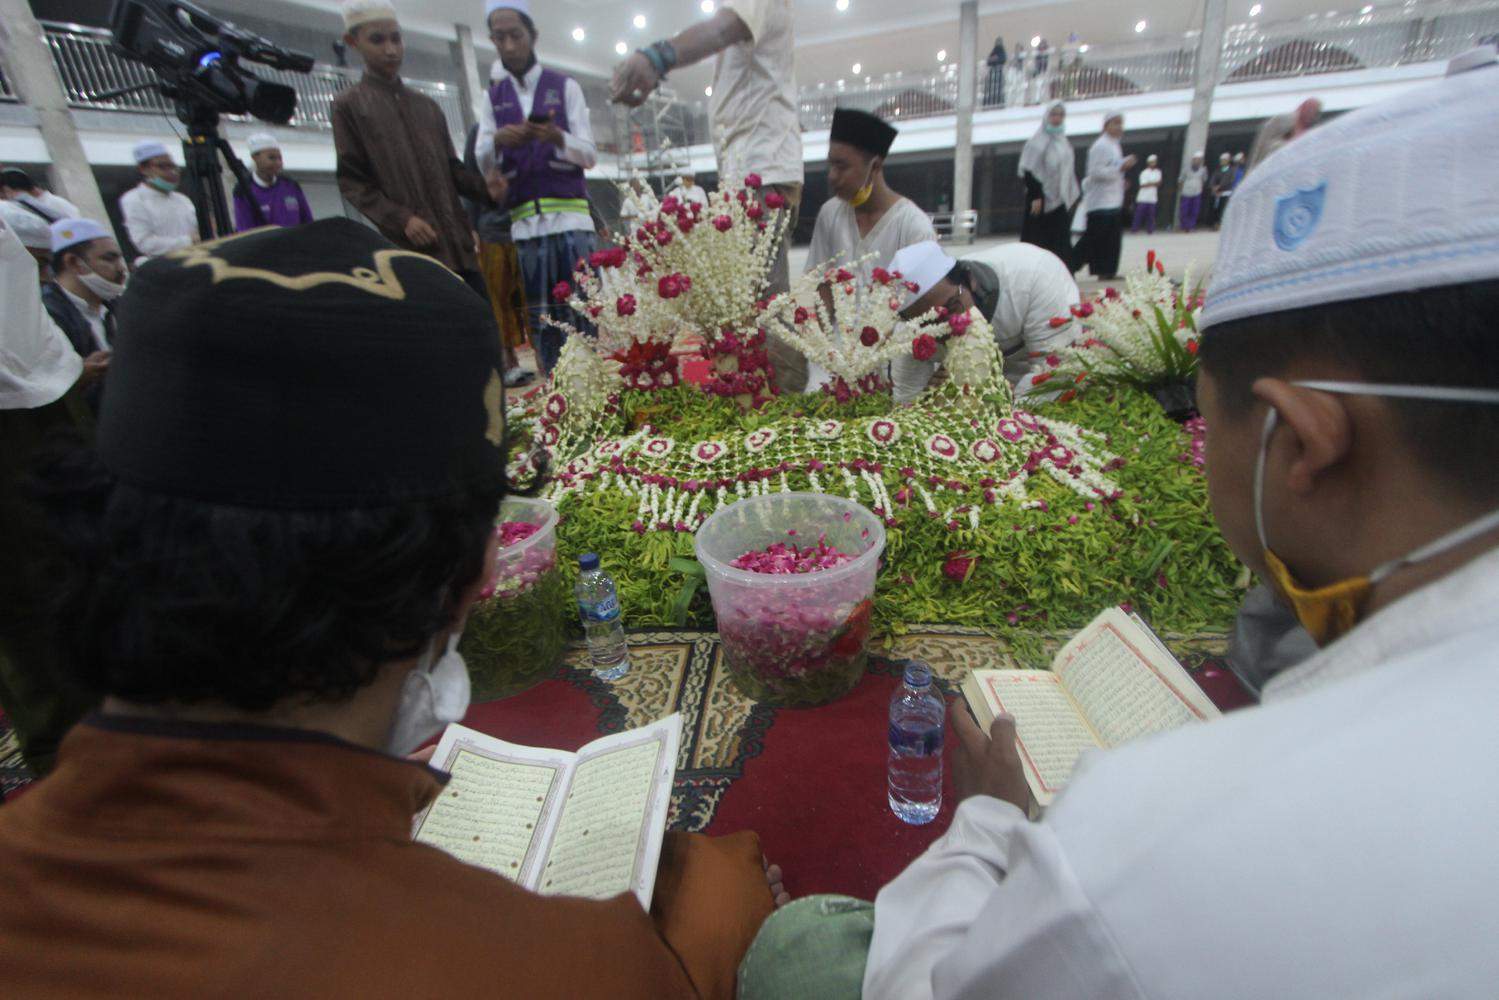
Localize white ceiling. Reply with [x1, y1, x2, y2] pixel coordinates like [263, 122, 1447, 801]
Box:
[253, 0, 1420, 97]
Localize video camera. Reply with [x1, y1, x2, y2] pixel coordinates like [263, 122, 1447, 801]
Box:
[108, 0, 314, 124]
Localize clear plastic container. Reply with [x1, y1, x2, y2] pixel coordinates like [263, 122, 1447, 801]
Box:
[459, 496, 568, 700]
[695, 493, 886, 707]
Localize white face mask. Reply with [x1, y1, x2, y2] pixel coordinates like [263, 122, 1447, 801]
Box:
[78, 264, 127, 302]
[384, 632, 471, 757]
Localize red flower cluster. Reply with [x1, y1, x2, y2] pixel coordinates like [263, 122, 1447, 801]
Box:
[911, 334, 938, 361]
[712, 214, 733, 232]
[948, 312, 972, 336]
[943, 551, 978, 584]
[794, 306, 811, 324]
[1048, 316, 1070, 329]
[657, 273, 688, 299]
[609, 338, 680, 392]
[870, 266, 894, 285]
[765, 191, 786, 209]
[744, 173, 763, 190]
[616, 293, 637, 317]
[859, 326, 880, 347]
[589, 246, 627, 270]
[551, 280, 571, 302]
[746, 202, 765, 221]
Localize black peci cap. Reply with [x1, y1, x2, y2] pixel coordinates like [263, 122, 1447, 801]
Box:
[97, 218, 508, 509]
[830, 108, 899, 158]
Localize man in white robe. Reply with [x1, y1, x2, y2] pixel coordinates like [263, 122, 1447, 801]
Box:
[118, 141, 198, 265]
[737, 49, 1499, 1000]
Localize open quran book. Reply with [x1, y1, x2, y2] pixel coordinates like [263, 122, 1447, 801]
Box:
[412, 714, 681, 909]
[961, 607, 1220, 807]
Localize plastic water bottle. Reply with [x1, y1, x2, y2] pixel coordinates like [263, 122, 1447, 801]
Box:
[575, 553, 630, 681]
[887, 660, 944, 824]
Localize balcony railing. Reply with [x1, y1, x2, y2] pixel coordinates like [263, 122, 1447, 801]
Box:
[799, 0, 1499, 129]
[1, 21, 466, 141]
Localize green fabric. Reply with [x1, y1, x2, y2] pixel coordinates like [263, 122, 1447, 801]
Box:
[737, 894, 874, 1000]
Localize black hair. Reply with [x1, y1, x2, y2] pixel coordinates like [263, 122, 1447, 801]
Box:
[1198, 279, 1499, 501]
[51, 239, 97, 274]
[24, 432, 506, 711]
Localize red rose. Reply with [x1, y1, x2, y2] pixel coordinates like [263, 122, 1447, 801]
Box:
[834, 268, 854, 283]
[1049, 316, 1069, 328]
[713, 214, 733, 232]
[677, 215, 696, 234]
[912, 334, 938, 361]
[588, 304, 603, 318]
[551, 280, 571, 302]
[616, 294, 637, 316]
[794, 306, 810, 324]
[871, 266, 893, 285]
[948, 312, 972, 336]
[657, 275, 684, 299]
[660, 196, 680, 214]
[1104, 287, 1120, 300]
[744, 172, 763, 189]
[746, 202, 765, 221]
[1045, 354, 1061, 367]
[943, 551, 978, 584]
[765, 191, 786, 209]
[859, 326, 879, 347]
[655, 227, 673, 246]
[1186, 338, 1199, 354]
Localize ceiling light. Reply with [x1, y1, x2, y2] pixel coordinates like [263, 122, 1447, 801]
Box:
[836, 78, 846, 87]
[705, 85, 713, 96]
[851, 62, 861, 74]
[936, 48, 947, 62]
[572, 26, 585, 41]
[836, 0, 850, 9]
[1134, 19, 1147, 32]
[1249, 3, 1261, 13]
[1030, 35, 1041, 47]
[1078, 43, 1090, 52]
[633, 13, 647, 28]
[1360, 3, 1373, 9]
[615, 40, 628, 55]
[700, 0, 715, 12]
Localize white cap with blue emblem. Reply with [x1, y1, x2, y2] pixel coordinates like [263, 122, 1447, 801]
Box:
[1201, 48, 1499, 331]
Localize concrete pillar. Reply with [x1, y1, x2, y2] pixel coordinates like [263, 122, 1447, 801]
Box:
[975, 149, 995, 236]
[0, 0, 110, 225]
[1181, 0, 1228, 177]
[450, 23, 483, 138]
[952, 0, 979, 220]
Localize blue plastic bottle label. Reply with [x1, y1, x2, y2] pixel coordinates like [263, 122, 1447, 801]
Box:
[581, 592, 620, 622]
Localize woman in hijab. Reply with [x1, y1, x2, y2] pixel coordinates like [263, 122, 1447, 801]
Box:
[1017, 101, 1080, 264]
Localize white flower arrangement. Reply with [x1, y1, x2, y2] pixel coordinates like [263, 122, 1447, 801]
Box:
[762, 263, 920, 391]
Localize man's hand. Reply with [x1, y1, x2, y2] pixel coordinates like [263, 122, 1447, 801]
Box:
[1121, 154, 1138, 170]
[610, 52, 660, 106]
[1030, 198, 1044, 216]
[79, 351, 110, 388]
[484, 168, 509, 204]
[494, 123, 532, 150]
[403, 214, 438, 248]
[528, 115, 565, 149]
[950, 700, 1032, 813]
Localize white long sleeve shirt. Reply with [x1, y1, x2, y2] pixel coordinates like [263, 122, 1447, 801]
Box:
[475, 61, 597, 241]
[865, 544, 1499, 999]
[1080, 134, 1126, 213]
[0, 221, 81, 410]
[119, 183, 197, 263]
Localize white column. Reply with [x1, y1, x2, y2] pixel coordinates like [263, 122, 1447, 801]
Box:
[952, 0, 979, 221]
[450, 23, 483, 137]
[0, 0, 110, 225]
[1182, 0, 1228, 170]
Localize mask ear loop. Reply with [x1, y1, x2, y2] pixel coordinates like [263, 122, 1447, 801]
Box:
[1252, 406, 1278, 553]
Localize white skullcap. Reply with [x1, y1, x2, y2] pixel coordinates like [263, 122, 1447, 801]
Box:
[1201, 59, 1499, 331]
[1146, 154, 1158, 162]
[889, 240, 956, 306]
[485, 0, 530, 17]
[1193, 150, 1204, 158]
[246, 133, 279, 155]
[133, 140, 170, 164]
[1219, 152, 1231, 160]
[0, 200, 53, 249]
[1102, 109, 1123, 124]
[49, 217, 112, 255]
[342, 0, 398, 30]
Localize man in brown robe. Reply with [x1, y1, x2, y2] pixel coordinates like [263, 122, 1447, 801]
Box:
[332, 0, 488, 283]
[0, 219, 776, 999]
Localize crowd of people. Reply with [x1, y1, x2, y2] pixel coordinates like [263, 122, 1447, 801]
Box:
[2, 0, 1497, 992]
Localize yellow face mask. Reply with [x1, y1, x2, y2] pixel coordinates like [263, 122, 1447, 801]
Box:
[1253, 381, 1499, 646]
[844, 158, 878, 208]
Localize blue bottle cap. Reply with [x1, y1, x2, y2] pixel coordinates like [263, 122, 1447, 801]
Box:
[578, 553, 600, 572]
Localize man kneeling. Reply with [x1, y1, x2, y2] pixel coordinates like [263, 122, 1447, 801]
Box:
[0, 220, 773, 999]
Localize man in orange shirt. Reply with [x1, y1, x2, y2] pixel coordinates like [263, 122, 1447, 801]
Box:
[0, 219, 775, 999]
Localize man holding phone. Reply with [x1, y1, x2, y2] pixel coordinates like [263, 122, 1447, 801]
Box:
[477, 0, 599, 378]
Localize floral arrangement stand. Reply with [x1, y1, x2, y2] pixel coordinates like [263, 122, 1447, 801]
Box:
[459, 497, 569, 701]
[695, 493, 886, 707]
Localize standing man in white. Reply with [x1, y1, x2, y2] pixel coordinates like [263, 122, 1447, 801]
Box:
[118, 141, 198, 265]
[1130, 153, 1161, 234]
[1070, 111, 1133, 280]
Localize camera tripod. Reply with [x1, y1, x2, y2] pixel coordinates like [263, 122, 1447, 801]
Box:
[177, 100, 266, 240]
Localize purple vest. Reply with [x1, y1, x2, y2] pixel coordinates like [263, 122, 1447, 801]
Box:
[489, 67, 588, 217]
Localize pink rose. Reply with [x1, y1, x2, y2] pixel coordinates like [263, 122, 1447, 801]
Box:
[744, 172, 763, 190]
[616, 294, 637, 316]
[657, 275, 684, 299]
[712, 214, 733, 232]
[746, 202, 764, 221]
[948, 312, 972, 336]
[660, 196, 680, 214]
